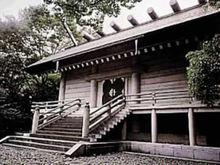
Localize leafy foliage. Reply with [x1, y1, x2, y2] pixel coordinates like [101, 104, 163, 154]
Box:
[44, 0, 141, 30]
[0, 5, 68, 137]
[209, 0, 220, 8]
[186, 34, 220, 106]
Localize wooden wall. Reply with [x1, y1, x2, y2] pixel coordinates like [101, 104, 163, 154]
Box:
[64, 68, 90, 102]
[140, 50, 188, 93]
[63, 47, 189, 104]
[141, 68, 187, 93]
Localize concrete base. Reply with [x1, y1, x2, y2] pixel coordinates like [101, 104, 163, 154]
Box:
[67, 141, 220, 163]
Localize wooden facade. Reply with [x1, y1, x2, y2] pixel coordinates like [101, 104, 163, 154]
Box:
[26, 3, 220, 148]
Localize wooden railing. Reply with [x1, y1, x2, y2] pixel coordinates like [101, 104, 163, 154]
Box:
[31, 99, 82, 133]
[89, 94, 126, 132]
[125, 88, 194, 107]
[80, 94, 126, 138]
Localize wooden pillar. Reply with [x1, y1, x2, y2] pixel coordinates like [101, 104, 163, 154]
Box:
[90, 80, 98, 108]
[151, 109, 157, 143]
[121, 120, 127, 140]
[59, 73, 66, 101]
[188, 108, 195, 146]
[31, 106, 39, 134]
[82, 102, 90, 138]
[131, 72, 140, 103]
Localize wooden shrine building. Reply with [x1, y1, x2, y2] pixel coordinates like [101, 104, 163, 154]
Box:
[1, 0, 220, 162]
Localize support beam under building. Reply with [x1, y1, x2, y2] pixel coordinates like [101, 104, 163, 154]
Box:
[188, 108, 195, 146]
[151, 109, 157, 143]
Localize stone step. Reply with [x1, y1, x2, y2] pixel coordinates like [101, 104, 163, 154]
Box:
[49, 124, 82, 129]
[31, 133, 89, 141]
[56, 119, 82, 123]
[6, 139, 70, 152]
[42, 127, 82, 133]
[53, 122, 83, 126]
[10, 136, 76, 147]
[36, 130, 82, 136]
[2, 143, 65, 154]
[62, 117, 82, 122]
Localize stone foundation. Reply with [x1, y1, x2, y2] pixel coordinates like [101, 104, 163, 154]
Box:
[69, 141, 220, 163]
[124, 141, 220, 162]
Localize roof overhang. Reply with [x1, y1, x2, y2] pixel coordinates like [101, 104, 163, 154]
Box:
[25, 5, 220, 74]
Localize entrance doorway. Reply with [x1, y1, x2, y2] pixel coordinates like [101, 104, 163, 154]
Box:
[102, 78, 125, 104]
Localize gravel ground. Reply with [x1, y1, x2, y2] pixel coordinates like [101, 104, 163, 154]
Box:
[0, 145, 216, 165]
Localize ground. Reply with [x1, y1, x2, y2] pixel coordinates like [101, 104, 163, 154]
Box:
[0, 145, 216, 165]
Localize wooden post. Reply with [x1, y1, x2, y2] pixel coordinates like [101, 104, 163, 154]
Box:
[31, 106, 39, 134]
[122, 120, 127, 140]
[131, 72, 140, 103]
[188, 108, 195, 146]
[90, 80, 98, 108]
[82, 102, 90, 138]
[151, 109, 157, 143]
[107, 104, 111, 117]
[59, 74, 66, 101]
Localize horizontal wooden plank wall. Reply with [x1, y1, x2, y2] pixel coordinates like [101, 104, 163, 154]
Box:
[65, 68, 90, 102]
[141, 68, 187, 93]
[140, 51, 188, 94]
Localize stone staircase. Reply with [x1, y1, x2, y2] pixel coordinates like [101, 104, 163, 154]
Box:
[1, 96, 130, 153]
[1, 116, 88, 153]
[32, 116, 88, 141]
[2, 136, 76, 153]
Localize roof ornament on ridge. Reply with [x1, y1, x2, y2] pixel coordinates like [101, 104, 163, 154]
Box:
[127, 15, 139, 26]
[169, 0, 181, 13]
[110, 21, 122, 32]
[147, 7, 159, 20]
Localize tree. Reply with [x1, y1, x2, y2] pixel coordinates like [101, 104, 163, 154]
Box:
[44, 0, 141, 30]
[209, 0, 220, 8]
[0, 5, 71, 137]
[186, 35, 220, 106]
[185, 0, 220, 106]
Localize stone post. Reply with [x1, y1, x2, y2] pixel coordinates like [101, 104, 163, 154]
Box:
[90, 80, 98, 108]
[151, 109, 157, 143]
[82, 102, 90, 138]
[131, 72, 140, 103]
[31, 106, 40, 134]
[188, 108, 195, 146]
